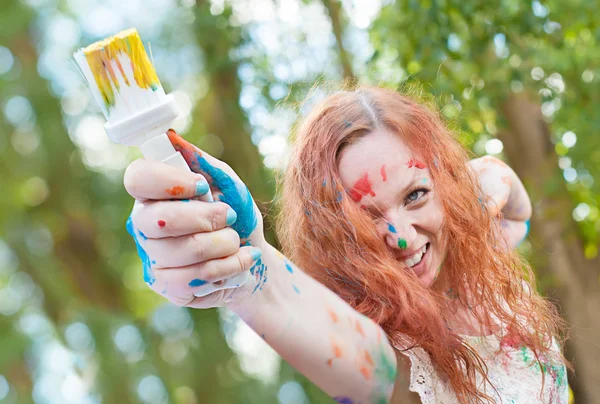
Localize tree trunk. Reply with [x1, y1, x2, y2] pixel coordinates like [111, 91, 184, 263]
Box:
[322, 0, 355, 81]
[498, 94, 600, 403]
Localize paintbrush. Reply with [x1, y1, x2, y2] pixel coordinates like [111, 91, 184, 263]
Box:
[74, 28, 249, 296]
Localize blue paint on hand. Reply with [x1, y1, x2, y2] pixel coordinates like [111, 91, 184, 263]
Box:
[126, 216, 155, 286]
[189, 279, 208, 287]
[250, 258, 267, 293]
[189, 153, 257, 239]
[387, 223, 397, 233]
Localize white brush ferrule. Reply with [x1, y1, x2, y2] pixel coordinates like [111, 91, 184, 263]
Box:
[105, 94, 179, 147]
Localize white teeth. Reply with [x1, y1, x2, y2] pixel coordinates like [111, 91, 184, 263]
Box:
[403, 244, 428, 268]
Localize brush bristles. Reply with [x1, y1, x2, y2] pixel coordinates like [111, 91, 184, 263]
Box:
[74, 28, 167, 122]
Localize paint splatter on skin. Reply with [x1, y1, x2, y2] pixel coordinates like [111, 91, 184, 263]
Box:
[293, 284, 300, 293]
[285, 261, 294, 274]
[397, 238, 407, 249]
[355, 320, 365, 337]
[328, 308, 339, 323]
[169, 132, 257, 239]
[250, 258, 267, 293]
[407, 159, 426, 169]
[166, 185, 185, 196]
[349, 173, 376, 202]
[387, 223, 397, 233]
[421, 178, 427, 184]
[327, 337, 344, 366]
[380, 165, 387, 182]
[126, 217, 155, 285]
[189, 279, 207, 287]
[334, 397, 355, 404]
[157, 220, 166, 228]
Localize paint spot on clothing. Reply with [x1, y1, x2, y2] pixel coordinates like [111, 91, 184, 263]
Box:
[380, 164, 387, 182]
[166, 185, 185, 196]
[407, 159, 426, 169]
[387, 223, 397, 233]
[189, 279, 207, 287]
[126, 216, 155, 286]
[397, 238, 407, 249]
[157, 220, 166, 228]
[349, 173, 376, 202]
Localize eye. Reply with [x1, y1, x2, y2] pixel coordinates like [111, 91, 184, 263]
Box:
[406, 188, 429, 204]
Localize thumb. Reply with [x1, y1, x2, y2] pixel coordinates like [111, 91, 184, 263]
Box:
[167, 129, 258, 240]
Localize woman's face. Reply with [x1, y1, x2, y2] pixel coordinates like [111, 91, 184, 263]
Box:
[338, 128, 447, 288]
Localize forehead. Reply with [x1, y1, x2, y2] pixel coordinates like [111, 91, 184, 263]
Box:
[338, 128, 418, 187]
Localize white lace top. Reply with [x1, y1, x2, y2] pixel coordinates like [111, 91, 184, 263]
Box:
[398, 333, 569, 403]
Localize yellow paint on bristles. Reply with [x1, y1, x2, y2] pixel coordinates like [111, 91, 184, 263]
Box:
[82, 28, 160, 109]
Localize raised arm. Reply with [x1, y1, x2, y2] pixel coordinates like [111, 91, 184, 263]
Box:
[228, 243, 399, 403]
[123, 131, 402, 403]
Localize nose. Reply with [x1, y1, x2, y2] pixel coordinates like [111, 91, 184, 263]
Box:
[385, 217, 418, 251]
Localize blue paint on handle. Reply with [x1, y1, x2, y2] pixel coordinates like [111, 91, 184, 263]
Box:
[126, 216, 155, 286]
[189, 279, 208, 287]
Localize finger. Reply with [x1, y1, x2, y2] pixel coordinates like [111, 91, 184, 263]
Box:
[132, 200, 237, 238]
[124, 158, 211, 201]
[153, 246, 261, 306]
[167, 129, 258, 240]
[143, 228, 240, 268]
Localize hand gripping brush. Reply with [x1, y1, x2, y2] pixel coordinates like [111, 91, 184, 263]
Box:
[74, 28, 249, 296]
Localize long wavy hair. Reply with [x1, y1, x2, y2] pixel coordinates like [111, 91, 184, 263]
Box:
[277, 85, 567, 403]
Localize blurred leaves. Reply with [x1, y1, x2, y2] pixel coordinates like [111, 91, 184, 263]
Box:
[0, 0, 598, 402]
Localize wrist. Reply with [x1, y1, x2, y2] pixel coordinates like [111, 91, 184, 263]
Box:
[225, 242, 280, 319]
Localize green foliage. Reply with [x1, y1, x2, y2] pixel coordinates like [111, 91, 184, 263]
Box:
[0, 0, 597, 402]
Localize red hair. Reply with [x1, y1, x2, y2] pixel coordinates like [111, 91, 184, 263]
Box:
[277, 85, 567, 403]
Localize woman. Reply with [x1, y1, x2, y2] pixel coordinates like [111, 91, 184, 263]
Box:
[124, 86, 568, 403]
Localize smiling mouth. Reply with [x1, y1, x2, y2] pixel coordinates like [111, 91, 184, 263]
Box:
[400, 242, 430, 274]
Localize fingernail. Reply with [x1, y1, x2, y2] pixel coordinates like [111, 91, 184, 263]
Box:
[195, 179, 209, 196]
[250, 247, 262, 262]
[226, 208, 237, 226]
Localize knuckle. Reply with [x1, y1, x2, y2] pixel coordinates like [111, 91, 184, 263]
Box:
[191, 233, 208, 261]
[201, 260, 222, 282]
[123, 160, 145, 196]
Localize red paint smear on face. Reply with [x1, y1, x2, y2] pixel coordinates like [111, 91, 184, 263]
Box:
[380, 164, 387, 182]
[349, 173, 376, 202]
[157, 220, 166, 228]
[166, 186, 185, 196]
[407, 159, 427, 169]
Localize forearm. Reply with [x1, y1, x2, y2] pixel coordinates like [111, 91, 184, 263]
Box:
[228, 244, 398, 403]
